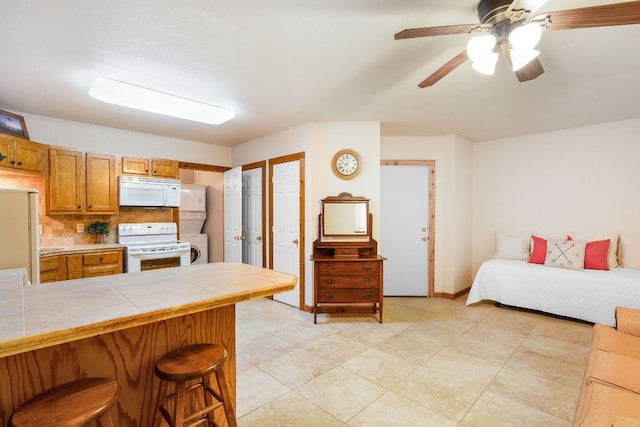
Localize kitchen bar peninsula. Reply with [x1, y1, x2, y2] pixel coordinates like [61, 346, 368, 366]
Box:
[0, 263, 297, 426]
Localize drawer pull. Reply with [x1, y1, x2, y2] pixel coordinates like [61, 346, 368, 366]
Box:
[325, 292, 334, 299]
[325, 265, 333, 271]
[325, 279, 334, 284]
[343, 249, 350, 254]
[363, 265, 371, 271]
[363, 277, 371, 283]
[363, 292, 372, 299]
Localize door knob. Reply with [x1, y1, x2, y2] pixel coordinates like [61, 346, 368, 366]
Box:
[421, 236, 428, 241]
[257, 236, 262, 241]
[292, 239, 299, 244]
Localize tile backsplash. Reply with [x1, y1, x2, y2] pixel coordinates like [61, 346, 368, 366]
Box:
[0, 171, 173, 246]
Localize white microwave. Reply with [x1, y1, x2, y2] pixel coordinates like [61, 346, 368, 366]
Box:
[119, 176, 181, 207]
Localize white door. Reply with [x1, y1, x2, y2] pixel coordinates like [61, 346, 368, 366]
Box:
[242, 168, 263, 267]
[223, 166, 242, 262]
[272, 160, 300, 307]
[380, 165, 430, 296]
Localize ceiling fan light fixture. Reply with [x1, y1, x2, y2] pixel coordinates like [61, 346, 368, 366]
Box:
[471, 53, 499, 75]
[508, 22, 543, 50]
[89, 76, 235, 125]
[466, 34, 497, 62]
[510, 48, 540, 71]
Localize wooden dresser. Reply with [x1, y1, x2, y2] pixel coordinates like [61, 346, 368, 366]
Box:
[312, 194, 385, 323]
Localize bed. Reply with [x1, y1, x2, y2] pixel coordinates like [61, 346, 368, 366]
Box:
[466, 259, 640, 326]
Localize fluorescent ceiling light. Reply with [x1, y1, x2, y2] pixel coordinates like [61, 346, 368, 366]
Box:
[89, 76, 235, 125]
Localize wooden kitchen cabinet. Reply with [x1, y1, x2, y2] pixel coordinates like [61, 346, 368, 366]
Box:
[0, 134, 45, 174]
[121, 156, 178, 179]
[39, 255, 68, 283]
[40, 248, 123, 283]
[47, 148, 118, 215]
[81, 250, 123, 278]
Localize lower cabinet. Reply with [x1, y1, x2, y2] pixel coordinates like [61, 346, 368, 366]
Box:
[40, 248, 123, 283]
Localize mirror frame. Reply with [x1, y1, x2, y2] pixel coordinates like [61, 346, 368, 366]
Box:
[321, 193, 370, 240]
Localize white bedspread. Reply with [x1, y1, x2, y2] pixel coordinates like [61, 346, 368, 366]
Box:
[466, 259, 640, 326]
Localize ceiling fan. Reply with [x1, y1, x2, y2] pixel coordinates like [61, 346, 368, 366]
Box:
[395, 0, 640, 87]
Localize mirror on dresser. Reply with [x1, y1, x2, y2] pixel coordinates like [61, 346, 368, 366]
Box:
[320, 192, 370, 242]
[312, 193, 385, 323]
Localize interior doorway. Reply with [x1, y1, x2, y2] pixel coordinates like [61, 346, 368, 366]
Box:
[380, 160, 435, 297]
[242, 162, 266, 267]
[269, 153, 305, 308]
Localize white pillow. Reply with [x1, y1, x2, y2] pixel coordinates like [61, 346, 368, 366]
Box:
[494, 231, 530, 260]
[619, 235, 640, 269]
[544, 239, 586, 270]
[569, 233, 619, 268]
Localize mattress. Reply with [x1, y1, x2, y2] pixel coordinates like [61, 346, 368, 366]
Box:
[466, 259, 640, 326]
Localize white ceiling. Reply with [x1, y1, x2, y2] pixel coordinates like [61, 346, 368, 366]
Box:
[1, 0, 639, 147]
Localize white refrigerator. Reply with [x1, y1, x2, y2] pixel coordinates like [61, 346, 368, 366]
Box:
[0, 188, 40, 284]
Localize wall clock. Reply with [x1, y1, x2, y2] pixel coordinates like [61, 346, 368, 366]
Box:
[331, 149, 362, 180]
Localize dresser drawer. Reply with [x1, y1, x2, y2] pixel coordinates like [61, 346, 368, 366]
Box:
[317, 275, 379, 288]
[315, 261, 380, 275]
[317, 288, 379, 303]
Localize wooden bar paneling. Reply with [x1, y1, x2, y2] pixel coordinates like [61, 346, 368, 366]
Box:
[0, 306, 236, 427]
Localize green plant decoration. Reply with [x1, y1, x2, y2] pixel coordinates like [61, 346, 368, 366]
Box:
[87, 222, 110, 243]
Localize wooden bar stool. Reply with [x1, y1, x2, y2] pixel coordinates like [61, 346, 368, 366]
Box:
[9, 377, 120, 427]
[154, 343, 236, 427]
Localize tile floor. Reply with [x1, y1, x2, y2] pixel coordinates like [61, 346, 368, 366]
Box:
[236, 296, 593, 426]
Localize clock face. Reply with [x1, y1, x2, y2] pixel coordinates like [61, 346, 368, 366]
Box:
[336, 153, 358, 175]
[332, 149, 362, 180]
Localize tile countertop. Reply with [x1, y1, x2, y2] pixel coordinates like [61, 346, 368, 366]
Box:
[0, 263, 297, 358]
[39, 243, 125, 256]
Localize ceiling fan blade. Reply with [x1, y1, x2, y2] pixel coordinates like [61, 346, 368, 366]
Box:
[545, 1, 640, 31]
[418, 51, 468, 88]
[395, 24, 480, 40]
[514, 58, 544, 82]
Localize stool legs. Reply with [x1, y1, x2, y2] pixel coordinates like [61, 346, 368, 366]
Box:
[214, 368, 236, 427]
[155, 373, 236, 427]
[154, 343, 236, 427]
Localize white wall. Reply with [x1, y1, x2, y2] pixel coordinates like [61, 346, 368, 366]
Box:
[472, 117, 640, 274]
[233, 121, 380, 308]
[21, 111, 232, 165]
[380, 135, 473, 295]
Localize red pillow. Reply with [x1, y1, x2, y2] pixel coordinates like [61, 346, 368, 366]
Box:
[584, 239, 611, 270]
[528, 235, 547, 264]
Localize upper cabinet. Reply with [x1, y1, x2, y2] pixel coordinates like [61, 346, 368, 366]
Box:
[121, 156, 178, 179]
[47, 148, 118, 215]
[0, 134, 45, 174]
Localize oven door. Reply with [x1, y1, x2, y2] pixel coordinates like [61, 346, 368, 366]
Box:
[125, 247, 191, 273]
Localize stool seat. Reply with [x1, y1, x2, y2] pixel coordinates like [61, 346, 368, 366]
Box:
[154, 343, 236, 427]
[155, 343, 227, 382]
[10, 377, 120, 427]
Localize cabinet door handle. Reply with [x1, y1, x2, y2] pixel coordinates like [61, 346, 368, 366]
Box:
[10, 160, 16, 165]
[325, 279, 334, 284]
[363, 265, 371, 271]
[325, 265, 333, 271]
[16, 162, 22, 166]
[363, 277, 371, 283]
[325, 292, 334, 299]
[363, 292, 372, 299]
